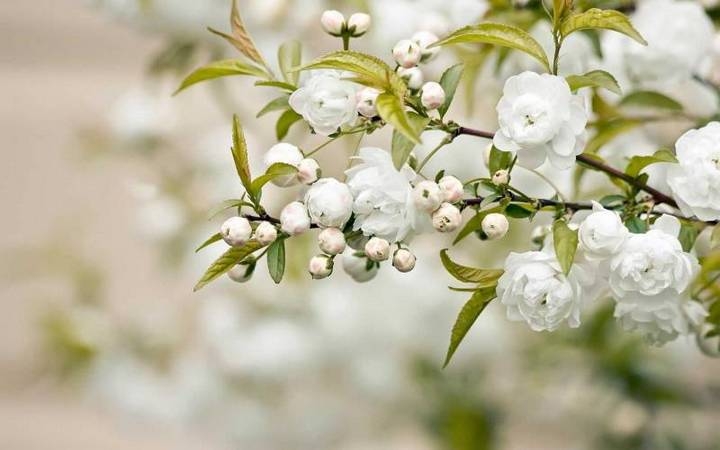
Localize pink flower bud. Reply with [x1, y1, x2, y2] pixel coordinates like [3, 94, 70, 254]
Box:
[356, 87, 380, 118]
[320, 10, 345, 36]
[318, 227, 346, 255]
[364, 237, 390, 261]
[253, 221, 277, 246]
[438, 175, 464, 203]
[297, 158, 321, 185]
[412, 180, 443, 213]
[221, 216, 252, 247]
[392, 248, 416, 273]
[396, 66, 424, 90]
[392, 39, 421, 68]
[347, 13, 371, 37]
[421, 82, 445, 110]
[432, 202, 462, 232]
[309, 254, 334, 279]
[481, 213, 509, 240]
[280, 201, 310, 236]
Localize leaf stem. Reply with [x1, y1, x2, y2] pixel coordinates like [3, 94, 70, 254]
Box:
[416, 134, 452, 174]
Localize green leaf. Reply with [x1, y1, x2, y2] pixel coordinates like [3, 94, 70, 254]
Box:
[255, 80, 297, 91]
[488, 146, 513, 175]
[505, 203, 535, 219]
[256, 96, 289, 118]
[266, 238, 286, 284]
[453, 206, 504, 245]
[231, 115, 253, 194]
[552, 220, 578, 275]
[443, 287, 496, 368]
[207, 198, 254, 219]
[678, 223, 698, 253]
[276, 109, 303, 140]
[195, 233, 223, 253]
[376, 92, 421, 145]
[560, 9, 647, 45]
[432, 22, 551, 72]
[584, 118, 641, 154]
[174, 59, 266, 95]
[208, 0, 267, 66]
[619, 91, 683, 111]
[249, 163, 298, 196]
[625, 149, 677, 178]
[438, 64, 464, 118]
[391, 112, 430, 169]
[711, 224, 720, 249]
[440, 249, 504, 285]
[566, 70, 621, 95]
[194, 241, 264, 291]
[625, 216, 648, 234]
[278, 40, 301, 85]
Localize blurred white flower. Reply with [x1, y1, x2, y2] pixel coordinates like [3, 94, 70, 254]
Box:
[396, 66, 424, 90]
[108, 88, 174, 141]
[341, 248, 378, 282]
[289, 71, 358, 135]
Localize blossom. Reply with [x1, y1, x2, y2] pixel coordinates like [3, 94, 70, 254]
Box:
[341, 249, 378, 282]
[347, 13, 371, 37]
[578, 202, 628, 260]
[317, 228, 346, 255]
[280, 201, 311, 236]
[263, 143, 304, 187]
[304, 178, 354, 228]
[431, 202, 462, 233]
[420, 82, 445, 110]
[666, 122, 720, 221]
[253, 221, 278, 246]
[356, 87, 380, 118]
[296, 158, 321, 185]
[364, 237, 391, 262]
[437, 175, 463, 203]
[392, 248, 416, 272]
[412, 180, 443, 213]
[493, 71, 587, 169]
[392, 39, 422, 68]
[497, 249, 595, 331]
[309, 255, 334, 279]
[289, 71, 358, 135]
[220, 217, 252, 247]
[345, 147, 426, 242]
[481, 213, 508, 240]
[320, 10, 345, 35]
[608, 215, 703, 345]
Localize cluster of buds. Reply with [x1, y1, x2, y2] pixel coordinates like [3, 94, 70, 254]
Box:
[391, 31, 446, 110]
[263, 143, 321, 186]
[221, 217, 280, 283]
[411, 175, 464, 233]
[320, 10, 371, 37]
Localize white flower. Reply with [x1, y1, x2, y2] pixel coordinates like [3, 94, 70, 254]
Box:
[494, 71, 588, 169]
[341, 249, 378, 282]
[309, 254, 334, 279]
[296, 158, 321, 185]
[220, 217, 252, 247]
[304, 178, 354, 228]
[365, 237, 390, 261]
[253, 221, 277, 246]
[280, 201, 311, 236]
[347, 13, 371, 36]
[431, 202, 461, 232]
[392, 248, 416, 272]
[498, 250, 594, 331]
[289, 71, 358, 135]
[264, 143, 304, 187]
[420, 82, 445, 110]
[320, 10, 345, 35]
[411, 31, 440, 62]
[578, 202, 629, 260]
[345, 147, 426, 242]
[481, 213, 509, 240]
[392, 39, 422, 68]
[318, 227, 346, 255]
[609, 215, 703, 345]
[666, 122, 720, 221]
[356, 87, 380, 118]
[396, 66, 424, 90]
[438, 175, 463, 203]
[412, 180, 443, 213]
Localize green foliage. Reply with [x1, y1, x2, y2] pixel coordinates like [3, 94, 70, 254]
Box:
[277, 40, 301, 85]
[624, 149, 677, 178]
[487, 146, 513, 175]
[276, 109, 302, 140]
[625, 216, 649, 234]
[266, 238, 286, 284]
[194, 241, 264, 291]
[256, 96, 289, 118]
[584, 118, 641, 154]
[208, 0, 268, 69]
[377, 92, 422, 145]
[440, 249, 504, 286]
[438, 64, 464, 118]
[433, 22, 551, 72]
[678, 222, 698, 253]
[504, 202, 535, 219]
[444, 287, 496, 367]
[195, 233, 222, 253]
[249, 163, 298, 195]
[231, 115, 253, 195]
[173, 59, 266, 95]
[619, 91, 683, 111]
[553, 219, 578, 275]
[560, 9, 647, 45]
[712, 224, 720, 249]
[453, 206, 505, 244]
[566, 70, 621, 95]
[391, 112, 430, 169]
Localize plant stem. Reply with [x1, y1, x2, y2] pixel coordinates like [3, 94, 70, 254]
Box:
[416, 134, 452, 173]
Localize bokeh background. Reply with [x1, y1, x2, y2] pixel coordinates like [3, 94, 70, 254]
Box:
[1, 1, 719, 449]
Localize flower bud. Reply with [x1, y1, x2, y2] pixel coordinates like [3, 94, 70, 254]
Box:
[421, 82, 445, 110]
[412, 31, 440, 62]
[347, 13, 371, 37]
[481, 213, 509, 240]
[392, 39, 422, 68]
[309, 254, 334, 279]
[227, 261, 254, 283]
[432, 202, 462, 232]
[356, 87, 380, 118]
[280, 201, 311, 236]
[297, 158, 321, 185]
[364, 237, 390, 261]
[412, 180, 443, 213]
[320, 10, 345, 36]
[304, 178, 354, 228]
[220, 216, 252, 247]
[264, 143, 304, 187]
[342, 249, 378, 282]
[492, 169, 509, 185]
[396, 66, 424, 90]
[438, 175, 464, 203]
[253, 221, 277, 246]
[392, 248, 416, 273]
[318, 227, 346, 255]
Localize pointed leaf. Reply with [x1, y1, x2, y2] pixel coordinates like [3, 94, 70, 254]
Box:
[391, 112, 430, 169]
[257, 96, 289, 118]
[195, 233, 223, 253]
[584, 118, 641, 154]
[619, 91, 683, 111]
[452, 206, 504, 245]
[278, 40, 301, 84]
[711, 224, 720, 249]
[488, 146, 513, 175]
[231, 115, 253, 194]
[276, 109, 303, 140]
[377, 93, 421, 145]
[625, 149, 677, 178]
[266, 239, 286, 284]
[194, 241, 264, 291]
[443, 287, 496, 367]
[560, 9, 647, 45]
[174, 60, 266, 95]
[440, 249, 504, 285]
[228, 0, 265, 65]
[250, 163, 298, 196]
[566, 70, 621, 95]
[438, 63, 464, 118]
[553, 220, 578, 275]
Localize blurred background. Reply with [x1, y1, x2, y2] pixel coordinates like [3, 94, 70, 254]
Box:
[1, 1, 719, 449]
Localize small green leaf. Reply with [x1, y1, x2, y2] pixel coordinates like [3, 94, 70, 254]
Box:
[560, 9, 647, 45]
[276, 109, 303, 140]
[194, 241, 264, 291]
[231, 115, 253, 194]
[678, 223, 698, 253]
[599, 194, 626, 208]
[174, 60, 266, 95]
[440, 249, 504, 285]
[432, 22, 551, 72]
[207, 198, 254, 219]
[256, 96, 289, 118]
[278, 40, 301, 84]
[505, 203, 535, 219]
[443, 287, 496, 368]
[488, 146, 513, 175]
[208, 0, 267, 66]
[711, 224, 720, 249]
[584, 118, 641, 154]
[377, 92, 422, 145]
[619, 91, 683, 111]
[625, 149, 677, 178]
[391, 112, 430, 169]
[552, 220, 578, 275]
[624, 216, 648, 234]
[453, 206, 504, 245]
[438, 63, 464, 118]
[250, 163, 298, 196]
[195, 233, 223, 253]
[566, 70, 621, 95]
[266, 238, 286, 284]
[255, 80, 297, 91]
